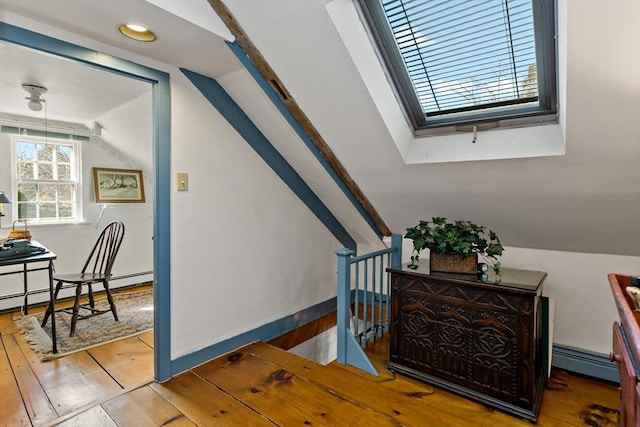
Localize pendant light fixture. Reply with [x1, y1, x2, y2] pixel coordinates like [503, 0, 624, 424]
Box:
[22, 84, 47, 111]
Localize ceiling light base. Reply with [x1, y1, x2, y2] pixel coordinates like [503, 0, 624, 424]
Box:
[22, 84, 47, 111]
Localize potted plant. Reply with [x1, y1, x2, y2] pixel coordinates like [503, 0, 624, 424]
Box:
[404, 216, 504, 277]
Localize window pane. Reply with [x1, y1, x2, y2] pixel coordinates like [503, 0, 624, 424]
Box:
[59, 202, 73, 219]
[39, 203, 57, 219]
[57, 145, 72, 162]
[14, 138, 80, 224]
[58, 184, 74, 201]
[19, 162, 35, 179]
[17, 142, 36, 161]
[17, 184, 37, 201]
[37, 144, 53, 161]
[18, 203, 36, 219]
[38, 163, 54, 179]
[39, 184, 57, 201]
[58, 164, 71, 180]
[388, 0, 536, 115]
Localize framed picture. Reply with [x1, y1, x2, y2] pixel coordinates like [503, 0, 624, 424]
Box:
[93, 167, 145, 203]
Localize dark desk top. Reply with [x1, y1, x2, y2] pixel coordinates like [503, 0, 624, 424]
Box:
[387, 260, 547, 292]
[0, 240, 56, 266]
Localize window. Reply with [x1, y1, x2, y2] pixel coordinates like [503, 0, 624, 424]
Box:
[12, 136, 81, 223]
[358, 0, 557, 130]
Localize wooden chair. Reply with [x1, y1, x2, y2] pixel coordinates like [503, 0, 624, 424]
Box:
[41, 221, 125, 337]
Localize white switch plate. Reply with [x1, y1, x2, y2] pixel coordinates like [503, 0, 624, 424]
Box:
[177, 172, 188, 191]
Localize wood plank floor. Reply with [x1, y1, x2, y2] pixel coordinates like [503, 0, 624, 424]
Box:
[1, 301, 621, 426]
[0, 286, 154, 427]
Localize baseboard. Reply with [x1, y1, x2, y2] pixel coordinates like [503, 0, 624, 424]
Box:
[552, 344, 619, 383]
[0, 280, 153, 315]
[169, 296, 337, 378]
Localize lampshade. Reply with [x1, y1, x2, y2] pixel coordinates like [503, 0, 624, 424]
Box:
[0, 192, 11, 204]
[28, 99, 43, 111]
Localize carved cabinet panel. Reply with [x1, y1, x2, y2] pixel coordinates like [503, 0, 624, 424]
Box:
[387, 265, 547, 422]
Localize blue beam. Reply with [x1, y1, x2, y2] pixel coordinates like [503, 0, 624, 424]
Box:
[181, 68, 356, 251]
[226, 41, 384, 240]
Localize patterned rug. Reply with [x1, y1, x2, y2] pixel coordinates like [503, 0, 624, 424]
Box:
[14, 288, 153, 360]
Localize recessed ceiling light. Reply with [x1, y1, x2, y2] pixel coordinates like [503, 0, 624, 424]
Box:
[118, 24, 156, 42]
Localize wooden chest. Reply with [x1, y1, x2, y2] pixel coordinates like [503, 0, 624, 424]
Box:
[386, 263, 547, 422]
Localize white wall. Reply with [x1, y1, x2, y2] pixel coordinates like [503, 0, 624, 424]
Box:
[169, 71, 341, 358]
[499, 247, 639, 355]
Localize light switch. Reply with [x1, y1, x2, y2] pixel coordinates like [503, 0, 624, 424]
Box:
[177, 172, 189, 191]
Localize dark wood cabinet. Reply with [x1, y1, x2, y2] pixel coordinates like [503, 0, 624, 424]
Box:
[608, 273, 640, 427]
[386, 263, 547, 422]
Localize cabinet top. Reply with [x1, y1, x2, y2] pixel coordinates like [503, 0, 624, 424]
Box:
[387, 261, 547, 292]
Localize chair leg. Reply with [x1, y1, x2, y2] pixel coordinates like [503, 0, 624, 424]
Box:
[41, 281, 64, 327]
[69, 284, 83, 337]
[87, 283, 95, 309]
[103, 281, 118, 321]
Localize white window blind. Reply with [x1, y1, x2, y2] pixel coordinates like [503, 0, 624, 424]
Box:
[359, 0, 557, 129]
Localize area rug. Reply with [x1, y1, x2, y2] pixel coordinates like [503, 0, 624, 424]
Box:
[14, 288, 153, 360]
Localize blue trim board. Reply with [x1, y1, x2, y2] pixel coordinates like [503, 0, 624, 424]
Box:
[552, 344, 619, 383]
[0, 22, 173, 382]
[180, 68, 356, 251]
[171, 296, 338, 375]
[225, 41, 384, 240]
[0, 23, 165, 83]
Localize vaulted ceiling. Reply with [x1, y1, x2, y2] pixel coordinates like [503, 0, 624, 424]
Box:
[0, 0, 638, 256]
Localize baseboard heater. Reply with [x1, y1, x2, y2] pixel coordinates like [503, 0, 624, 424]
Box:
[0, 270, 153, 311]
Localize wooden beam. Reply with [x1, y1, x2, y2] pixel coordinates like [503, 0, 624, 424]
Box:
[207, 0, 392, 237]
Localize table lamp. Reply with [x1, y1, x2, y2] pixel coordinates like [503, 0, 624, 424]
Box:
[0, 191, 12, 228]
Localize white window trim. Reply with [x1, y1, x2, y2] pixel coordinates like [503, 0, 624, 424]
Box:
[326, 0, 565, 164]
[10, 134, 84, 224]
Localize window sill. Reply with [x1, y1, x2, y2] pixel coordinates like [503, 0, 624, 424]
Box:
[0, 220, 92, 231]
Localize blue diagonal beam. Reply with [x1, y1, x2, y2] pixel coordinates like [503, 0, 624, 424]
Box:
[181, 68, 356, 251]
[226, 42, 384, 240]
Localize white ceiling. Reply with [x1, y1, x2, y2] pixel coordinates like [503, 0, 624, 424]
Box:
[0, 40, 151, 123]
[0, 0, 240, 123]
[0, 0, 638, 256]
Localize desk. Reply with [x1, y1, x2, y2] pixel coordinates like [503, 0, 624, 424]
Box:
[386, 262, 547, 422]
[0, 241, 57, 353]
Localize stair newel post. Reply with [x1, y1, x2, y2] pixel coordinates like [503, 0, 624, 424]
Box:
[386, 234, 403, 333]
[336, 248, 379, 376]
[391, 234, 403, 268]
[336, 248, 354, 365]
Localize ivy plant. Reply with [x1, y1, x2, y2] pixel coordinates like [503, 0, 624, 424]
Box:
[405, 216, 504, 274]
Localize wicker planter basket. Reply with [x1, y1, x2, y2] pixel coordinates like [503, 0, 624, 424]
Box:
[430, 252, 477, 274]
[8, 220, 32, 241]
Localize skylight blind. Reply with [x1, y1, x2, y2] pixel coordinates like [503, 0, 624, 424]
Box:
[381, 0, 538, 117]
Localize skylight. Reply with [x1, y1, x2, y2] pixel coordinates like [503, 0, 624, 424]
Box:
[359, 0, 557, 129]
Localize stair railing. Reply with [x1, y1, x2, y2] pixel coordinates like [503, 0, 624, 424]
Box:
[335, 234, 402, 375]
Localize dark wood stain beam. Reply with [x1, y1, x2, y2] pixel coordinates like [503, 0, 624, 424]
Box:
[207, 0, 392, 237]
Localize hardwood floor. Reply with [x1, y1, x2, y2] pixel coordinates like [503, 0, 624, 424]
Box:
[0, 287, 154, 427]
[1, 301, 621, 426]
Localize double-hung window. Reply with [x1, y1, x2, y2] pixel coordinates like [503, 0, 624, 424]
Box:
[358, 0, 557, 130]
[12, 136, 81, 223]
